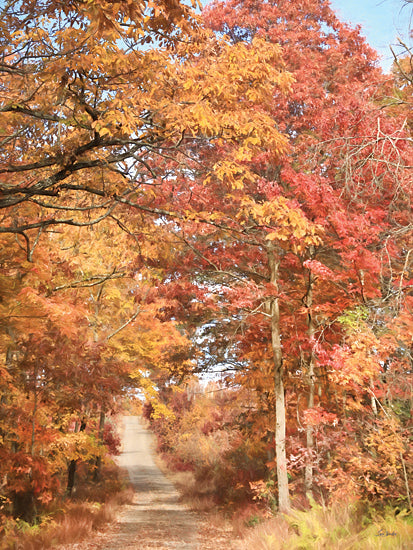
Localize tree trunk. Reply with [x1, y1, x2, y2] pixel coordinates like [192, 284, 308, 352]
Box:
[66, 419, 86, 495]
[267, 245, 291, 513]
[304, 362, 315, 497]
[67, 459, 77, 496]
[93, 408, 105, 482]
[304, 272, 315, 497]
[12, 490, 36, 522]
[30, 366, 39, 457]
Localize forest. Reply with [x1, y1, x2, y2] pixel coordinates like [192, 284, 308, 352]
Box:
[0, 0, 412, 547]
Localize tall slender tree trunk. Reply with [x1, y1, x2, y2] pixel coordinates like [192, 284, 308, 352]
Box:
[304, 273, 315, 497]
[30, 365, 39, 457]
[267, 245, 291, 513]
[30, 385, 38, 457]
[93, 408, 105, 482]
[304, 365, 315, 497]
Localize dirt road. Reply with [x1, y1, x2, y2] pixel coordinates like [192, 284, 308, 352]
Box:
[100, 415, 199, 549]
[62, 416, 237, 550]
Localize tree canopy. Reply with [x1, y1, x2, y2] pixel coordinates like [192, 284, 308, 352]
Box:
[0, 0, 412, 527]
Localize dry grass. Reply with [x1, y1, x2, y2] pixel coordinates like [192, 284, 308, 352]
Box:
[238, 516, 291, 550]
[1, 466, 134, 550]
[228, 503, 270, 539]
[236, 500, 413, 550]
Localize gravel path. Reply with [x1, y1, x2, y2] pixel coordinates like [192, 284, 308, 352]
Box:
[99, 415, 198, 550]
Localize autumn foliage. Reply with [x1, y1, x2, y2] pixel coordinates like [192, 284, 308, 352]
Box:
[0, 0, 412, 539]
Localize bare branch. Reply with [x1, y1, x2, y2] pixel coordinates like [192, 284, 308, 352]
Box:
[106, 307, 142, 341]
[52, 271, 126, 292]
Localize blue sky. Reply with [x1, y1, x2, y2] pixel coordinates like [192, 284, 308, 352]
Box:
[329, 0, 412, 72]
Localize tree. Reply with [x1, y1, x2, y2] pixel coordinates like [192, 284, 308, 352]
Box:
[144, 0, 413, 511]
[1, 0, 289, 253]
[0, 0, 199, 218]
[0, 211, 199, 518]
[1, 0, 298, 521]
[2, 0, 411, 523]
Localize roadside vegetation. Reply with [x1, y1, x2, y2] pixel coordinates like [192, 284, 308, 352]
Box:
[0, 461, 133, 550]
[145, 380, 413, 549]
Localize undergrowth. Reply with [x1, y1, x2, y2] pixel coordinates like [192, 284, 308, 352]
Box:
[0, 463, 134, 550]
[238, 500, 413, 550]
